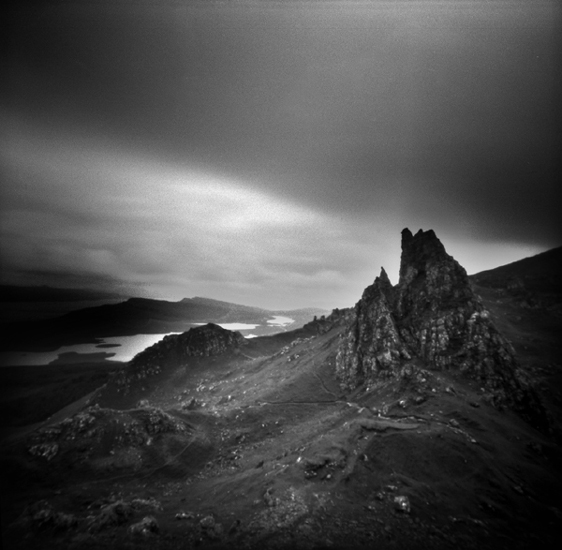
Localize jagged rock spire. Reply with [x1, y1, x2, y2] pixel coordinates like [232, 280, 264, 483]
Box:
[397, 229, 473, 316]
[335, 228, 545, 427]
[395, 228, 478, 366]
[335, 268, 408, 389]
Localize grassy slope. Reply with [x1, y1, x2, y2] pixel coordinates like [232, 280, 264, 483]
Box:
[0, 363, 121, 431]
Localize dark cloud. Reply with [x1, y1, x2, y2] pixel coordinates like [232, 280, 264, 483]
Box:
[1, 1, 560, 308]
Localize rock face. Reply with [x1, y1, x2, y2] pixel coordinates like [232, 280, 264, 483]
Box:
[395, 228, 494, 372]
[130, 323, 247, 368]
[302, 306, 355, 335]
[111, 324, 247, 396]
[336, 268, 408, 389]
[336, 228, 545, 426]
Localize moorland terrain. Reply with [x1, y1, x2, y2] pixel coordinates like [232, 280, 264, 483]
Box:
[1, 228, 561, 550]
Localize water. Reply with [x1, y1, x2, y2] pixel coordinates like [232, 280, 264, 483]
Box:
[0, 316, 296, 367]
[202, 323, 259, 330]
[0, 333, 180, 367]
[267, 316, 294, 326]
[192, 319, 294, 330]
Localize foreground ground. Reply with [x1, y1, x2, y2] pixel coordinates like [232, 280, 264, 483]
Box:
[1, 274, 562, 549]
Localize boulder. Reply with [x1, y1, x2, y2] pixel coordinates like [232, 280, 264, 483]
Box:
[88, 501, 132, 532]
[128, 516, 159, 537]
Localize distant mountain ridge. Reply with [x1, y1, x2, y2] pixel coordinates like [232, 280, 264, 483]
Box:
[3, 244, 560, 356]
[186, 296, 323, 318]
[1, 293, 328, 353]
[188, 296, 267, 311]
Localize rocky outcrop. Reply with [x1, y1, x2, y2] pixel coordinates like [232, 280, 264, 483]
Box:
[303, 307, 355, 335]
[336, 269, 409, 388]
[395, 229, 497, 373]
[336, 228, 545, 426]
[25, 405, 190, 474]
[111, 324, 247, 396]
[131, 323, 247, 368]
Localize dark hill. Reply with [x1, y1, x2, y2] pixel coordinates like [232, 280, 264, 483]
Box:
[0, 285, 124, 303]
[469, 246, 562, 344]
[1, 230, 561, 550]
[470, 245, 562, 294]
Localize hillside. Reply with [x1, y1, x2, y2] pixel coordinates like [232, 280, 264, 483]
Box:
[471, 246, 562, 294]
[1, 230, 561, 550]
[0, 285, 125, 303]
[0, 285, 128, 324]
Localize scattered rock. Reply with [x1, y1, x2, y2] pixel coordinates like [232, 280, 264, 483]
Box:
[131, 497, 163, 512]
[182, 397, 202, 410]
[28, 442, 59, 461]
[264, 488, 278, 507]
[17, 501, 77, 531]
[25, 406, 188, 474]
[88, 500, 132, 532]
[248, 487, 309, 537]
[200, 515, 216, 529]
[393, 495, 411, 513]
[199, 515, 223, 540]
[175, 511, 194, 520]
[128, 516, 159, 537]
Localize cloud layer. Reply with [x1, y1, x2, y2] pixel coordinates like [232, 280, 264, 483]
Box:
[1, 1, 559, 309]
[1, 125, 391, 308]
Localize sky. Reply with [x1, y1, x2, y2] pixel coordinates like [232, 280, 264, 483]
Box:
[1, 0, 560, 310]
